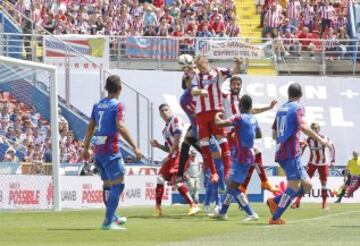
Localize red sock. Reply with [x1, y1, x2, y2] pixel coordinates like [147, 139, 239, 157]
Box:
[242, 165, 255, 189]
[177, 184, 194, 205]
[295, 195, 302, 205]
[219, 142, 231, 177]
[155, 184, 164, 206]
[321, 188, 328, 208]
[255, 153, 268, 182]
[200, 145, 216, 176]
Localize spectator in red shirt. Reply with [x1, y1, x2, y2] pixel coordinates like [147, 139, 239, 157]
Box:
[172, 25, 184, 37]
[160, 8, 174, 26]
[210, 7, 223, 23]
[211, 16, 225, 35]
[296, 27, 316, 58]
[153, 0, 164, 9]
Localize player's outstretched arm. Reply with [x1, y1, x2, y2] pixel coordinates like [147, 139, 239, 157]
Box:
[327, 139, 336, 168]
[300, 123, 328, 146]
[232, 57, 243, 75]
[82, 119, 96, 161]
[149, 139, 170, 153]
[214, 112, 233, 128]
[117, 120, 142, 160]
[252, 100, 277, 114]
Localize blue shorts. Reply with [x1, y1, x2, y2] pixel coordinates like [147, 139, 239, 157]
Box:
[229, 161, 252, 184]
[95, 157, 125, 181]
[279, 157, 308, 181]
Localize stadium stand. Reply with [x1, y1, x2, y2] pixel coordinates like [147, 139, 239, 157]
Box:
[7, 0, 239, 38]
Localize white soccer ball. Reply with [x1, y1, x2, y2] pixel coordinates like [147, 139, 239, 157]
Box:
[178, 54, 193, 69]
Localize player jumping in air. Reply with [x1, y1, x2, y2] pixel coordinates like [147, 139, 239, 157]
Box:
[209, 95, 260, 221]
[222, 75, 279, 194]
[150, 104, 200, 217]
[291, 122, 335, 210]
[191, 55, 242, 183]
[82, 75, 142, 230]
[267, 83, 329, 225]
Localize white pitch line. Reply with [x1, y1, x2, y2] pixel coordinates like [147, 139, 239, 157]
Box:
[264, 210, 360, 228]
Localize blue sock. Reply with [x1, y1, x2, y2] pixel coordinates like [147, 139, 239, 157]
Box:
[214, 159, 226, 192]
[212, 182, 221, 207]
[273, 194, 282, 204]
[103, 186, 118, 221]
[272, 187, 297, 220]
[104, 183, 125, 225]
[229, 188, 254, 216]
[204, 179, 212, 206]
[219, 192, 232, 215]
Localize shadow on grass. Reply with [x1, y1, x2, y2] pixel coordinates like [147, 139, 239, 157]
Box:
[47, 228, 96, 231]
[127, 214, 202, 220]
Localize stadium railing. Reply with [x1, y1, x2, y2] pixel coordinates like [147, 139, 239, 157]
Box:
[0, 2, 155, 162]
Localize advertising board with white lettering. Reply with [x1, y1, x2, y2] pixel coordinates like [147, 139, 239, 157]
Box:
[0, 174, 171, 210]
[263, 177, 360, 203]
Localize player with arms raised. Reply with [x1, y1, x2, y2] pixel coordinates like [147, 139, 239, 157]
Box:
[150, 104, 200, 216]
[191, 55, 242, 183]
[267, 83, 329, 225]
[82, 75, 142, 230]
[291, 122, 335, 210]
[222, 75, 279, 194]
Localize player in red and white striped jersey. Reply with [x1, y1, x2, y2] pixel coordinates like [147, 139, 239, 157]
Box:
[291, 122, 335, 210]
[191, 55, 242, 183]
[150, 104, 200, 216]
[222, 75, 279, 194]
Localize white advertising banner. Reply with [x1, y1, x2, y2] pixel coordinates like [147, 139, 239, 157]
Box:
[264, 177, 360, 203]
[0, 174, 171, 210]
[44, 35, 109, 70]
[195, 39, 265, 59]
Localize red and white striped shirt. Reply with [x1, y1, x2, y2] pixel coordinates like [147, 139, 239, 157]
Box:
[304, 135, 335, 166]
[303, 5, 315, 25]
[191, 68, 231, 114]
[222, 93, 240, 119]
[318, 5, 335, 20]
[325, 33, 337, 48]
[162, 116, 183, 158]
[287, 0, 301, 20]
[265, 8, 282, 28]
[335, 16, 348, 29]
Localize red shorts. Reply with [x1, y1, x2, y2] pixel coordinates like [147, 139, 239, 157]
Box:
[227, 128, 236, 149]
[196, 111, 225, 140]
[159, 154, 179, 181]
[306, 163, 328, 182]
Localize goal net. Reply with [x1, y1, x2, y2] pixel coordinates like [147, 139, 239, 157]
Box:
[0, 56, 60, 211]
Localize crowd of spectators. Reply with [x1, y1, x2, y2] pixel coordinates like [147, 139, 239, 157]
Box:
[7, 0, 240, 38]
[0, 91, 85, 164]
[259, 0, 351, 60]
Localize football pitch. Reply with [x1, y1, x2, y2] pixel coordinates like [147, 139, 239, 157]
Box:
[1, 204, 359, 246]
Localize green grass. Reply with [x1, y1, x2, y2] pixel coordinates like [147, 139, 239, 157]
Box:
[0, 204, 360, 246]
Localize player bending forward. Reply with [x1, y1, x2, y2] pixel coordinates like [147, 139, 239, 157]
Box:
[82, 75, 142, 230]
[267, 83, 329, 225]
[150, 104, 200, 216]
[209, 95, 259, 221]
[291, 122, 335, 210]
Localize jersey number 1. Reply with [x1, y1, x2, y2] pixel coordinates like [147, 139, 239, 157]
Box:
[98, 111, 104, 132]
[276, 115, 286, 138]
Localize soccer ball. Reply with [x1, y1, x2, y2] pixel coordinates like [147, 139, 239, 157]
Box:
[178, 54, 193, 69]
